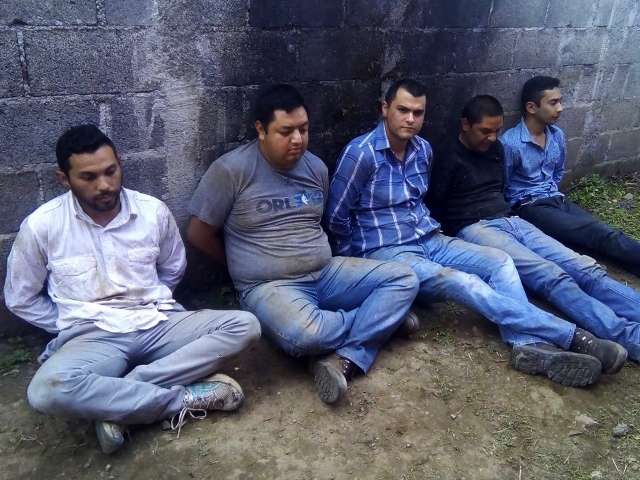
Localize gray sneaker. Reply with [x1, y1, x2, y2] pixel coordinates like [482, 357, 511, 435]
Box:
[395, 311, 421, 337]
[312, 354, 350, 404]
[510, 343, 601, 387]
[95, 421, 124, 455]
[171, 374, 244, 438]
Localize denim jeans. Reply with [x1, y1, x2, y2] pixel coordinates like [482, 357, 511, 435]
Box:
[363, 232, 575, 349]
[518, 196, 640, 277]
[459, 216, 640, 360]
[238, 256, 419, 373]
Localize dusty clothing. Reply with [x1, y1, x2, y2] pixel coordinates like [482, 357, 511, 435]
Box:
[4, 188, 185, 334]
[189, 140, 332, 291]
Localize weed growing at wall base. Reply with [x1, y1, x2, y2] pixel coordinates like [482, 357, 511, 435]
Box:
[568, 173, 640, 240]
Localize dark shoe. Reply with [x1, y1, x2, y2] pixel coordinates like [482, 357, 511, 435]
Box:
[570, 329, 627, 374]
[95, 421, 124, 455]
[395, 311, 421, 337]
[312, 354, 354, 404]
[510, 343, 601, 387]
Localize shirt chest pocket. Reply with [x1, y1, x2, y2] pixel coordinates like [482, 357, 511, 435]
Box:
[126, 247, 160, 285]
[49, 255, 99, 301]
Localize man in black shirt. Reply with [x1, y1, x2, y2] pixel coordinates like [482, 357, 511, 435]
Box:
[427, 94, 640, 368]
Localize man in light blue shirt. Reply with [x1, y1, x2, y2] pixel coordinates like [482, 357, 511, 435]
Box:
[501, 76, 640, 277]
[324, 78, 623, 388]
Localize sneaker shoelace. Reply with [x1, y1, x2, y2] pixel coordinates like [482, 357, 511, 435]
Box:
[170, 407, 208, 439]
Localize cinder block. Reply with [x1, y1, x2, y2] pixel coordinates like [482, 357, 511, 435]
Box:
[593, 0, 615, 26]
[0, 31, 23, 98]
[39, 164, 67, 202]
[421, 0, 493, 28]
[25, 29, 155, 95]
[202, 31, 297, 86]
[0, 0, 96, 26]
[160, 0, 246, 28]
[608, 28, 640, 64]
[475, 71, 533, 112]
[490, 0, 547, 27]
[556, 106, 587, 139]
[513, 30, 561, 69]
[559, 30, 604, 66]
[299, 30, 384, 81]
[299, 80, 381, 167]
[596, 98, 640, 132]
[563, 137, 583, 174]
[0, 99, 99, 167]
[105, 0, 153, 26]
[623, 64, 640, 98]
[120, 152, 168, 200]
[607, 129, 640, 160]
[393, 30, 456, 76]
[595, 65, 629, 101]
[0, 171, 40, 233]
[0, 234, 16, 294]
[547, 0, 594, 27]
[610, 0, 637, 26]
[345, 0, 424, 28]
[198, 88, 245, 148]
[576, 133, 610, 168]
[250, 0, 341, 27]
[107, 95, 166, 154]
[570, 65, 598, 102]
[425, 74, 478, 127]
[454, 30, 516, 73]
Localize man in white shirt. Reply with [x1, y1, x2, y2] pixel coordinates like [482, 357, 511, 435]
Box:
[4, 124, 261, 455]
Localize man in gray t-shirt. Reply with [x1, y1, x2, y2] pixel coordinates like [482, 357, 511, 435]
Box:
[188, 84, 419, 404]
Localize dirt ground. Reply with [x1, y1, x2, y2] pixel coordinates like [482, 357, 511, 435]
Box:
[2, 259, 640, 480]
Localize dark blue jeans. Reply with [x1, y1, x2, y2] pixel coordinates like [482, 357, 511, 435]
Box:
[518, 196, 640, 277]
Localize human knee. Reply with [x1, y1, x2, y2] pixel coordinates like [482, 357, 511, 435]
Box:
[27, 370, 76, 416]
[238, 311, 262, 344]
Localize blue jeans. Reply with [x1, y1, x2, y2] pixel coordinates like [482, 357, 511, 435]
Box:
[238, 256, 419, 373]
[363, 232, 575, 349]
[459, 216, 640, 360]
[518, 196, 640, 277]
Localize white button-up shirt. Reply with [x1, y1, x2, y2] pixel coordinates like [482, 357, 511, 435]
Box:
[4, 188, 186, 334]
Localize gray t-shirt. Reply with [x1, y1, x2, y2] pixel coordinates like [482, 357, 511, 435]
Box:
[189, 140, 333, 290]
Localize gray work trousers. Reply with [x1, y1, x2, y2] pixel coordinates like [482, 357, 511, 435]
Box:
[27, 309, 261, 425]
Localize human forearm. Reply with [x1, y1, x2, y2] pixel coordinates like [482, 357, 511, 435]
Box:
[187, 216, 228, 266]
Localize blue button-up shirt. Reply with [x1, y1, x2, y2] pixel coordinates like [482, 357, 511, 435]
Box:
[500, 117, 565, 207]
[323, 121, 439, 256]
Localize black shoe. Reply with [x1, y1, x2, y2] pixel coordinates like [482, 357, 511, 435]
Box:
[395, 311, 421, 337]
[570, 329, 627, 374]
[510, 343, 601, 387]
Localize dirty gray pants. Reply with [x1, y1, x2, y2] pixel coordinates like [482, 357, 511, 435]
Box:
[27, 309, 261, 425]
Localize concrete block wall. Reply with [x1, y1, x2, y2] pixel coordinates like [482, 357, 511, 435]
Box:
[1, 0, 639, 334]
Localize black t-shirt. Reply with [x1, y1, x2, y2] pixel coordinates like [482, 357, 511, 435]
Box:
[426, 136, 512, 236]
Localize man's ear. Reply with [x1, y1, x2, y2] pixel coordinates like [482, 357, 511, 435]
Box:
[255, 120, 266, 140]
[381, 101, 389, 119]
[55, 170, 70, 189]
[525, 101, 537, 115]
[461, 118, 471, 132]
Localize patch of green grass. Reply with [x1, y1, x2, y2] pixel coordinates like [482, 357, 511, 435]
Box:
[433, 329, 455, 345]
[569, 174, 640, 240]
[0, 337, 31, 372]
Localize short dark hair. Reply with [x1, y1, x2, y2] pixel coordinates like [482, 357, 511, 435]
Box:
[55, 124, 117, 176]
[462, 95, 504, 127]
[521, 76, 560, 110]
[254, 84, 308, 132]
[384, 78, 427, 105]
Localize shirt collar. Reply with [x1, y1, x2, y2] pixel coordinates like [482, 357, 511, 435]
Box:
[71, 188, 134, 228]
[372, 121, 421, 161]
[518, 116, 559, 146]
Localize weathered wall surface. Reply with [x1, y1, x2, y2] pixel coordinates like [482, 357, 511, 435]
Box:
[1, 0, 639, 333]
